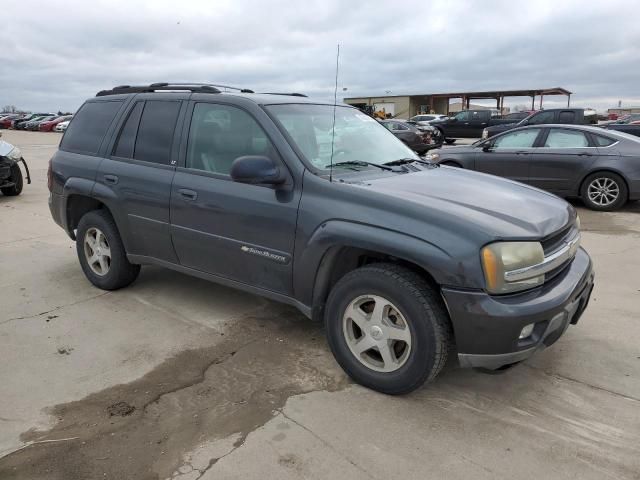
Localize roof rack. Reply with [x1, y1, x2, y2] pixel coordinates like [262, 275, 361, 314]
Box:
[262, 92, 308, 97]
[96, 82, 255, 97]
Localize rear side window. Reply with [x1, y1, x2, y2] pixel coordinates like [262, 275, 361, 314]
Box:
[113, 102, 144, 158]
[60, 101, 122, 155]
[134, 101, 181, 164]
[112, 100, 181, 164]
[558, 111, 576, 123]
[593, 134, 615, 147]
[544, 129, 589, 148]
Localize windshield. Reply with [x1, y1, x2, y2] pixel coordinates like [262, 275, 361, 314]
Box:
[266, 104, 418, 170]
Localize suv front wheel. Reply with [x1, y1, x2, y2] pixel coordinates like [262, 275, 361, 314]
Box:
[325, 263, 451, 394]
[76, 210, 141, 290]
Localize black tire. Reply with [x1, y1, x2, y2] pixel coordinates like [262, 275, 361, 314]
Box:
[580, 171, 628, 211]
[325, 263, 452, 395]
[441, 160, 462, 168]
[444, 138, 456, 145]
[76, 209, 140, 290]
[0, 164, 23, 196]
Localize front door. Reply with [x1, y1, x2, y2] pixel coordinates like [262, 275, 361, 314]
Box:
[475, 128, 542, 183]
[170, 102, 300, 295]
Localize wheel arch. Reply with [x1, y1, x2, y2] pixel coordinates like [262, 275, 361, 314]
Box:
[578, 168, 630, 199]
[300, 222, 454, 322]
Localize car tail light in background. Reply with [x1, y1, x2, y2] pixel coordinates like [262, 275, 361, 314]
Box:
[47, 159, 53, 191]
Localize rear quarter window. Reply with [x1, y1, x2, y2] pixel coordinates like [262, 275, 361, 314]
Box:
[60, 101, 123, 155]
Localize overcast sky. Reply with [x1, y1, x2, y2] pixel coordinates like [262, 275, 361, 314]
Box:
[1, 0, 639, 113]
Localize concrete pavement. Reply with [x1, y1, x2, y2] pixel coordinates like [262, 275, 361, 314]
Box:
[0, 131, 638, 479]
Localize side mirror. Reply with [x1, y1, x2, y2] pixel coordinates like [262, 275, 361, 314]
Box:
[482, 142, 493, 152]
[230, 155, 286, 185]
[449, 117, 457, 122]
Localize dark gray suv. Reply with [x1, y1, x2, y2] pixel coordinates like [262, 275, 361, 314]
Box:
[49, 83, 594, 394]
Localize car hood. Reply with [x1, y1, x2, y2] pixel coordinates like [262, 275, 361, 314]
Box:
[364, 167, 574, 240]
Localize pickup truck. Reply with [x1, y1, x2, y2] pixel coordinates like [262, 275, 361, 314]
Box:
[429, 110, 514, 143]
[483, 108, 598, 139]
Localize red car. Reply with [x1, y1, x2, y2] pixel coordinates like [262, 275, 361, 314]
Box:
[0, 114, 22, 129]
[39, 116, 72, 132]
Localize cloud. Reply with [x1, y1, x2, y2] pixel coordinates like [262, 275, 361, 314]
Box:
[1, 0, 639, 112]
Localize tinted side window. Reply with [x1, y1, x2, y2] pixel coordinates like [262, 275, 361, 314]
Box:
[594, 134, 615, 147]
[60, 101, 122, 155]
[527, 111, 555, 125]
[558, 111, 576, 123]
[134, 101, 181, 164]
[113, 102, 144, 158]
[454, 111, 470, 121]
[187, 103, 276, 176]
[544, 129, 589, 148]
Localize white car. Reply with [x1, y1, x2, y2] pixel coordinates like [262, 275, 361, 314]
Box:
[54, 120, 70, 132]
[409, 114, 448, 125]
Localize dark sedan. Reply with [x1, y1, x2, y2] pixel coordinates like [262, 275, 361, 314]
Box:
[379, 120, 440, 153]
[426, 124, 640, 211]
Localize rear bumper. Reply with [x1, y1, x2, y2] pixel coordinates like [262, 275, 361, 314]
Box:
[442, 247, 594, 370]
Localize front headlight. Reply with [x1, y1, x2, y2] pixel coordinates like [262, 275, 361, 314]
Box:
[6, 146, 22, 161]
[481, 241, 544, 294]
[426, 152, 440, 162]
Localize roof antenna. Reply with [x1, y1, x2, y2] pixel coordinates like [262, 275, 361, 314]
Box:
[329, 43, 340, 183]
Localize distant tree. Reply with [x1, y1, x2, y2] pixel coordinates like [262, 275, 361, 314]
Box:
[2, 105, 17, 113]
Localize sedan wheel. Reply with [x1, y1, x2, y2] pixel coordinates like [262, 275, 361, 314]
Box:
[581, 172, 627, 211]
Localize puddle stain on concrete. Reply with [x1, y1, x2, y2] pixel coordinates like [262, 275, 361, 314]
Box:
[0, 306, 348, 480]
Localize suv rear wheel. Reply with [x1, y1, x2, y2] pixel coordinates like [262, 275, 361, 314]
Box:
[76, 210, 140, 290]
[325, 263, 451, 394]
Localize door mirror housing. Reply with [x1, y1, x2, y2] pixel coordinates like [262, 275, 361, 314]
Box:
[482, 142, 494, 152]
[230, 155, 286, 185]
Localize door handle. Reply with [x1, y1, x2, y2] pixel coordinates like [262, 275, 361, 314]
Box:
[104, 174, 118, 184]
[178, 188, 197, 201]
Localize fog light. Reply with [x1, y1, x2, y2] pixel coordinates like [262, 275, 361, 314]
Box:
[519, 323, 535, 339]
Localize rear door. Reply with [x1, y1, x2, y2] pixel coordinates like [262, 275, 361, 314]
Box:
[97, 97, 185, 262]
[465, 110, 490, 137]
[529, 127, 598, 195]
[475, 128, 542, 183]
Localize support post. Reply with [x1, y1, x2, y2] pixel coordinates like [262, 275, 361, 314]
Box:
[567, 94, 571, 107]
[539, 94, 544, 109]
[531, 95, 535, 110]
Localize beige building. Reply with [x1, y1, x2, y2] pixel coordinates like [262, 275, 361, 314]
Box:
[344, 87, 571, 119]
[608, 106, 640, 115]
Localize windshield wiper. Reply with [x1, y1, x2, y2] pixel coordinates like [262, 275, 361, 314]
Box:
[325, 160, 395, 171]
[383, 157, 435, 167]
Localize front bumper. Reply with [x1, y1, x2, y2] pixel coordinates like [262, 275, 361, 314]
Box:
[442, 247, 594, 370]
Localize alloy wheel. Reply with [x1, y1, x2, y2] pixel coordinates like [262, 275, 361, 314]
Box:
[587, 177, 619, 207]
[84, 227, 111, 276]
[342, 295, 412, 373]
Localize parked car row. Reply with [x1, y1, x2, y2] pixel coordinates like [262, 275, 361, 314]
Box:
[0, 113, 73, 132]
[426, 123, 640, 211]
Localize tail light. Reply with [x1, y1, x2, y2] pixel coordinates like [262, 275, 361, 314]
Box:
[47, 158, 53, 191]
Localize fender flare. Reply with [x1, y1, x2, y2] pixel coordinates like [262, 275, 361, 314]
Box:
[294, 220, 462, 319]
